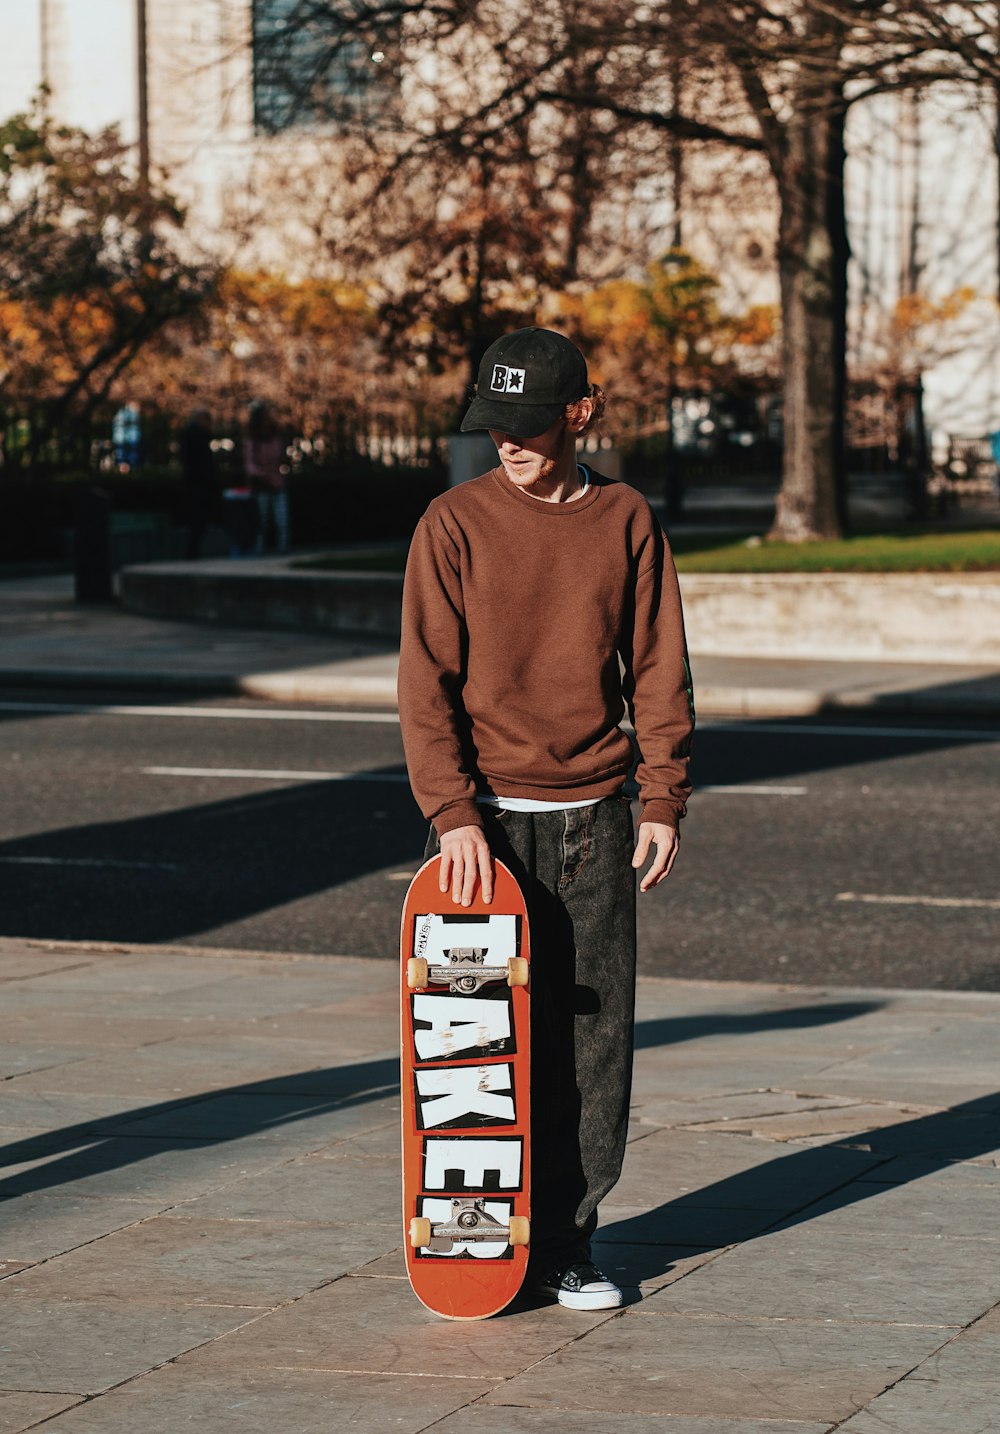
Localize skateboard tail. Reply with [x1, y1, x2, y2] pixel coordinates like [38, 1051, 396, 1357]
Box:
[411, 1272, 522, 1321]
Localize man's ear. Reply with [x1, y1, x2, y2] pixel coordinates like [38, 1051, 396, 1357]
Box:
[568, 398, 594, 433]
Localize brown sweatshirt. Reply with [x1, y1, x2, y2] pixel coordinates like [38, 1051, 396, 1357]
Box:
[398, 466, 694, 837]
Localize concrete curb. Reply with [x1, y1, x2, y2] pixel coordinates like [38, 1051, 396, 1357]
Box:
[695, 684, 1000, 720]
[0, 667, 400, 706]
[4, 665, 1000, 720]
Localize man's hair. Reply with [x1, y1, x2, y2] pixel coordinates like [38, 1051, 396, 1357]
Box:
[565, 384, 606, 438]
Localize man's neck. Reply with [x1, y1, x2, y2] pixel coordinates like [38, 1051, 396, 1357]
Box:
[523, 456, 585, 504]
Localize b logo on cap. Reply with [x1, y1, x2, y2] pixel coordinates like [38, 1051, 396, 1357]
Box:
[491, 365, 526, 394]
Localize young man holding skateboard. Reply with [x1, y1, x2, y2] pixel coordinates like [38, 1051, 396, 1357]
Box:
[398, 327, 694, 1310]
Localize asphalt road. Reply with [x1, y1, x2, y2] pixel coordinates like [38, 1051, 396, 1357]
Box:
[1, 693, 997, 990]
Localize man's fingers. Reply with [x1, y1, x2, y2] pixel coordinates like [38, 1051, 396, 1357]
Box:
[461, 851, 479, 907]
[639, 847, 669, 892]
[438, 848, 453, 894]
[631, 827, 652, 869]
[478, 845, 494, 905]
[635, 823, 681, 892]
[452, 851, 467, 904]
[439, 827, 492, 906]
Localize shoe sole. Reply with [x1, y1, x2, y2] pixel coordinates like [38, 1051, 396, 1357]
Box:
[538, 1286, 623, 1311]
[557, 1291, 623, 1310]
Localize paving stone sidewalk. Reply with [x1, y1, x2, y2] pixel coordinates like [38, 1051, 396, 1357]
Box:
[1, 936, 998, 1432]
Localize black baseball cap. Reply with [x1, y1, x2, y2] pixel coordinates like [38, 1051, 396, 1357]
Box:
[460, 328, 589, 438]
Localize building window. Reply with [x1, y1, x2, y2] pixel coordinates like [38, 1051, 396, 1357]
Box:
[251, 0, 392, 133]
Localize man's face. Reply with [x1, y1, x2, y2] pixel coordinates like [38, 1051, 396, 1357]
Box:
[488, 417, 573, 493]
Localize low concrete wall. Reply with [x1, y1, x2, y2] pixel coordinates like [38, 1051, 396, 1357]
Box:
[120, 562, 406, 639]
[680, 572, 1000, 664]
[120, 561, 1000, 664]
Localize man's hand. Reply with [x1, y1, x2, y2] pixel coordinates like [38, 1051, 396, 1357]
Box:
[439, 825, 494, 906]
[632, 821, 680, 893]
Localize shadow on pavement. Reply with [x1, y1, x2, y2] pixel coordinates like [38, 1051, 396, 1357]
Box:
[0, 1054, 402, 1202]
[0, 765, 426, 948]
[599, 1092, 1000, 1284]
[864, 669, 1000, 717]
[0, 999, 882, 1202]
[691, 710, 999, 792]
[633, 1000, 883, 1049]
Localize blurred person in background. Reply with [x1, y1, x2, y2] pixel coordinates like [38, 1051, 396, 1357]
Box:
[179, 408, 217, 559]
[244, 400, 290, 554]
[112, 402, 142, 471]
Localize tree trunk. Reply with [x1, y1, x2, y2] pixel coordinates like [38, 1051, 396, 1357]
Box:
[770, 96, 849, 541]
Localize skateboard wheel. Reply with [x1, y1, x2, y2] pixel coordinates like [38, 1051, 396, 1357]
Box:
[410, 1217, 432, 1247]
[507, 957, 529, 988]
[407, 957, 429, 990]
[508, 1216, 530, 1247]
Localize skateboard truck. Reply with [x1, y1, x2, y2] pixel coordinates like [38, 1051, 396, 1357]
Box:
[407, 948, 529, 994]
[410, 1199, 530, 1252]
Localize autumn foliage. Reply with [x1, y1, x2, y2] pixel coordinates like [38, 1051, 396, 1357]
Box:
[556, 251, 778, 398]
[0, 106, 215, 460]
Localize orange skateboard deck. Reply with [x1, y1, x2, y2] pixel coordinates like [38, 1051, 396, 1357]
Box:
[400, 854, 531, 1319]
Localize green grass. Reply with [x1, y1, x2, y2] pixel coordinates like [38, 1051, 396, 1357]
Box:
[293, 529, 1000, 576]
[669, 530, 1000, 573]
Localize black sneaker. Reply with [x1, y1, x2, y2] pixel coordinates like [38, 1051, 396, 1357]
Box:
[536, 1261, 623, 1311]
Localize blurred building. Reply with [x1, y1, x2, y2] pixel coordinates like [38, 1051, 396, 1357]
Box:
[2, 2, 999, 437]
[847, 87, 1000, 442]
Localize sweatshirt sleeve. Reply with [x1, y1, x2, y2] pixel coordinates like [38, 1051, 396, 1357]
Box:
[397, 513, 483, 836]
[621, 519, 695, 831]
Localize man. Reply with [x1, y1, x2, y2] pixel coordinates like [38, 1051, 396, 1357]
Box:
[178, 408, 216, 559]
[398, 327, 694, 1310]
[244, 400, 291, 554]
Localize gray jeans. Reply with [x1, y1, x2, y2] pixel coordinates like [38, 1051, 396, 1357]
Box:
[424, 795, 637, 1272]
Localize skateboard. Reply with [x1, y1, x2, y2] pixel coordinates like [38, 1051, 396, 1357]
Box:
[400, 853, 531, 1319]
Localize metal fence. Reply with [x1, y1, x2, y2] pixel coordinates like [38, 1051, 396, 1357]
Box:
[0, 400, 453, 478]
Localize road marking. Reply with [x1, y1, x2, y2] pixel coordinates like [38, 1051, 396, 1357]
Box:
[142, 765, 410, 783]
[0, 701, 400, 724]
[836, 892, 1000, 910]
[0, 856, 180, 871]
[144, 768, 804, 797]
[704, 720, 1000, 742]
[1, 702, 996, 742]
[698, 784, 806, 796]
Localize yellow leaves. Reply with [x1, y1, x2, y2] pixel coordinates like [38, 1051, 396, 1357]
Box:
[220, 270, 373, 338]
[0, 290, 122, 393]
[892, 286, 979, 335]
[113, 265, 380, 423]
[558, 282, 651, 349]
[727, 304, 779, 347]
[556, 250, 776, 383]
